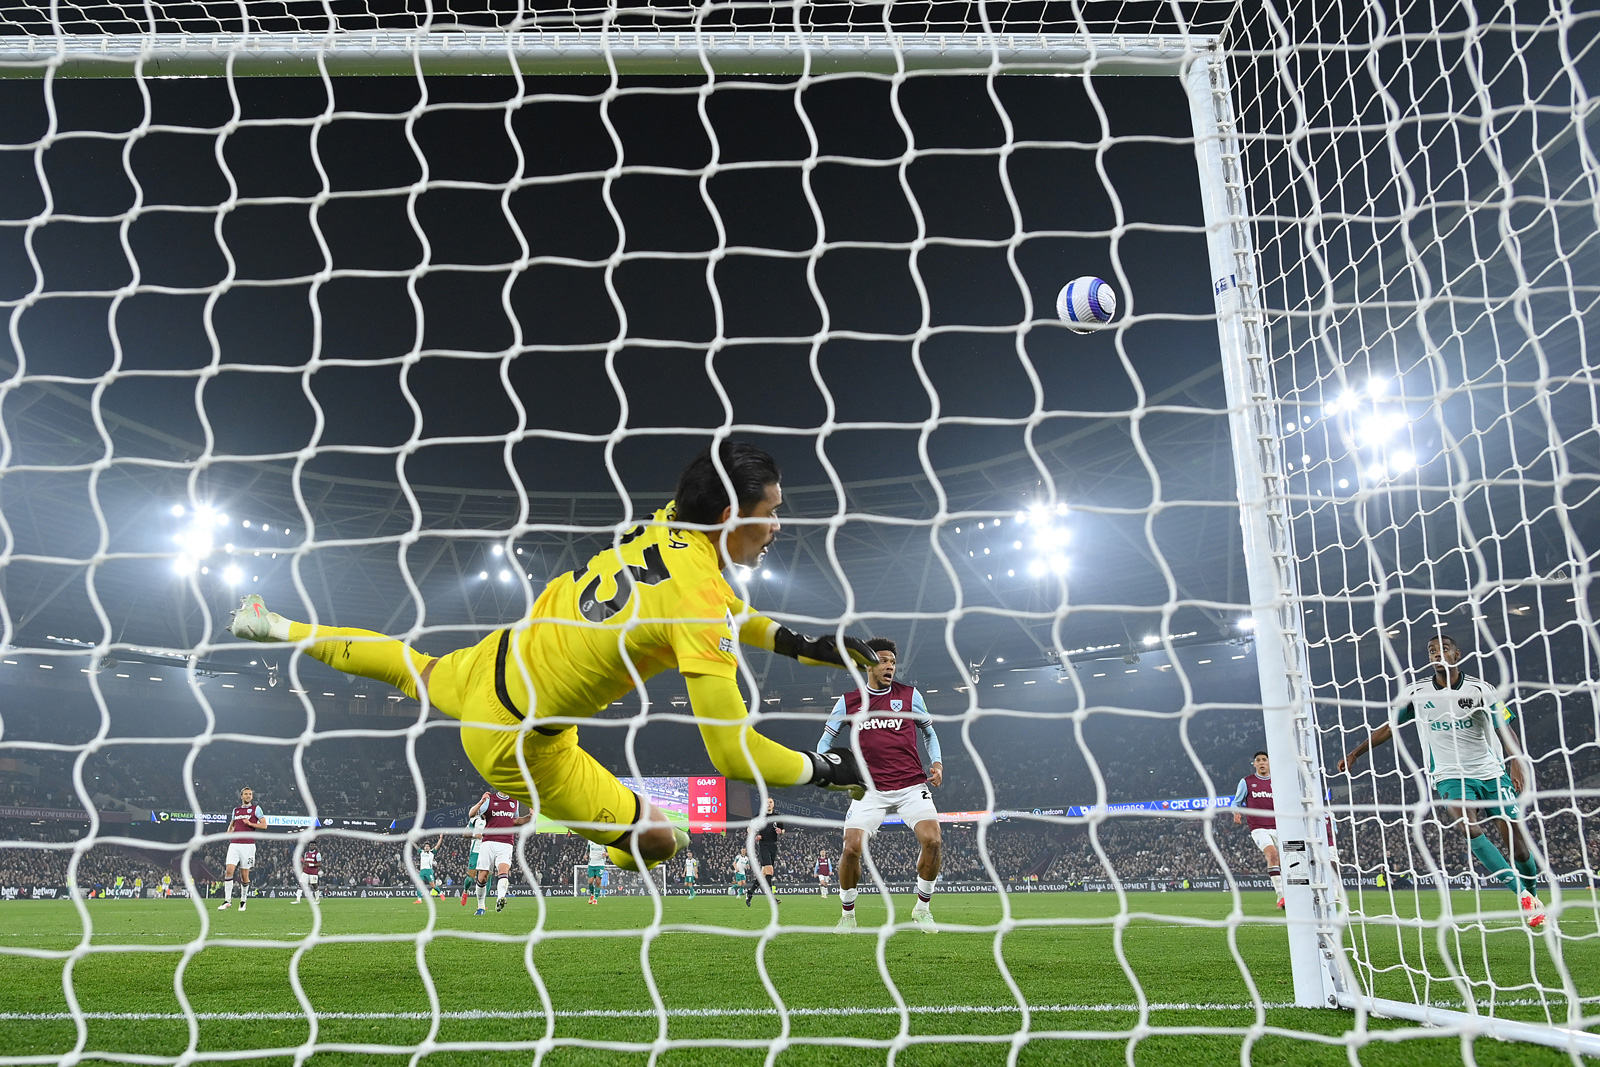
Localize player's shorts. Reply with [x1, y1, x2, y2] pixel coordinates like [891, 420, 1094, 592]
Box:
[420, 868, 434, 882]
[684, 875, 696, 884]
[303, 874, 318, 885]
[1250, 828, 1278, 852]
[1435, 775, 1520, 820]
[478, 840, 513, 872]
[845, 783, 939, 833]
[225, 843, 257, 870]
[467, 848, 481, 870]
[586, 864, 604, 878]
[733, 872, 746, 884]
[424, 628, 639, 848]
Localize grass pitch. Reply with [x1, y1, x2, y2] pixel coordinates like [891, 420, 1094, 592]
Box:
[0, 889, 1595, 1066]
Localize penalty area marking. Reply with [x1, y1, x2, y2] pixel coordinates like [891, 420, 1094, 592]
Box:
[0, 1000, 1563, 1021]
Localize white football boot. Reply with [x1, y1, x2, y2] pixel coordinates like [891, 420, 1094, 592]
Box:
[910, 902, 938, 933]
[1520, 892, 1547, 931]
[834, 910, 858, 932]
[230, 594, 291, 642]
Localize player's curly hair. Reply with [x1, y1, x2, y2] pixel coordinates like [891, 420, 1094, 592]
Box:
[674, 441, 781, 526]
[866, 637, 898, 658]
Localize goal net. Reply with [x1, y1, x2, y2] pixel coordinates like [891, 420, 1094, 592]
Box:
[0, 0, 1595, 1062]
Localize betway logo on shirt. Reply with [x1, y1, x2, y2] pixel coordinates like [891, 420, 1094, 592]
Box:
[857, 717, 905, 731]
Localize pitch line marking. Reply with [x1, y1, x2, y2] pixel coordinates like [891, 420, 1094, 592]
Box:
[0, 1000, 1563, 1022]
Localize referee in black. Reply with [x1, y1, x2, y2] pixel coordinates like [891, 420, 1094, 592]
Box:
[747, 795, 785, 905]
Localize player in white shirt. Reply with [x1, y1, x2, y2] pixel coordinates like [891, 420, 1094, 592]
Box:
[585, 840, 607, 904]
[732, 850, 751, 897]
[414, 835, 441, 904]
[460, 812, 486, 907]
[683, 853, 700, 898]
[1339, 634, 1544, 929]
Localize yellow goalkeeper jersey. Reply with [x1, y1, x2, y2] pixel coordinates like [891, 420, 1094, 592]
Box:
[501, 503, 767, 723]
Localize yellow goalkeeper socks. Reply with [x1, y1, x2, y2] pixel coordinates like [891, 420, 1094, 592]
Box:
[285, 622, 433, 701]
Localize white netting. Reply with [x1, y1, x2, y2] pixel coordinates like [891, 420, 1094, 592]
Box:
[0, 1, 1596, 1062]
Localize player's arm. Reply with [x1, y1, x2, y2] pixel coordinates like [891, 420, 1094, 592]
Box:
[912, 689, 943, 787]
[1494, 702, 1531, 794]
[817, 696, 848, 755]
[468, 793, 489, 818]
[249, 806, 268, 830]
[1231, 778, 1248, 824]
[730, 597, 877, 670]
[1337, 718, 1399, 773]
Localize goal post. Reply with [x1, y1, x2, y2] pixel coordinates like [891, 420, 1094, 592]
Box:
[0, 29, 1203, 79]
[1185, 49, 1348, 1013]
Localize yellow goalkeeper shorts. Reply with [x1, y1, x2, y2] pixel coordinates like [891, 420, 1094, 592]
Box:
[426, 628, 639, 845]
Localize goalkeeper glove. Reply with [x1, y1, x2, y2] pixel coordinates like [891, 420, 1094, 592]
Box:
[771, 627, 879, 670]
[807, 749, 868, 800]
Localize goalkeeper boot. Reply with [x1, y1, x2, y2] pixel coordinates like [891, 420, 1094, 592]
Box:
[910, 902, 937, 934]
[1520, 892, 1546, 931]
[808, 749, 869, 801]
[834, 911, 857, 932]
[230, 594, 291, 642]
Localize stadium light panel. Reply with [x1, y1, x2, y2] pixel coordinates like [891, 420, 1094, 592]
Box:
[169, 504, 184, 517]
[492, 545, 503, 556]
[761, 569, 775, 580]
[243, 520, 252, 528]
[1390, 451, 1415, 473]
[1142, 635, 1159, 645]
[223, 566, 243, 585]
[1238, 617, 1256, 630]
[498, 570, 511, 582]
[477, 571, 488, 580]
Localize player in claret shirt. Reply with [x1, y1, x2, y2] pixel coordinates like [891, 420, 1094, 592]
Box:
[1233, 751, 1284, 908]
[293, 843, 321, 904]
[218, 787, 267, 912]
[817, 639, 944, 933]
[814, 849, 833, 895]
[469, 791, 530, 915]
[229, 444, 871, 874]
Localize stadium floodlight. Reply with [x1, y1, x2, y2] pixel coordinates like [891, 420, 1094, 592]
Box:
[492, 545, 503, 556]
[223, 566, 243, 585]
[476, 571, 488, 581]
[168, 504, 184, 517]
[761, 569, 775, 580]
[1142, 635, 1159, 646]
[1237, 617, 1256, 630]
[498, 570, 511, 582]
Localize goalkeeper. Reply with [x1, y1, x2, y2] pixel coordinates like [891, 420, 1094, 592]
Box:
[230, 442, 871, 872]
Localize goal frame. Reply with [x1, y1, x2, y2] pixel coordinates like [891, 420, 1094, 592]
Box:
[4, 23, 1592, 1057]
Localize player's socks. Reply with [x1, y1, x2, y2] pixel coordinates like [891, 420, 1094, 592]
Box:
[223, 878, 233, 903]
[1469, 834, 1520, 892]
[496, 876, 508, 903]
[916, 877, 936, 905]
[1268, 866, 1283, 895]
[477, 882, 488, 910]
[838, 888, 858, 913]
[1514, 856, 1540, 896]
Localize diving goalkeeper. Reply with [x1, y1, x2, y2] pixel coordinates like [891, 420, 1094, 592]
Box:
[230, 442, 870, 873]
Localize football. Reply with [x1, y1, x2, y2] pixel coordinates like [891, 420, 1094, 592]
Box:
[1055, 276, 1117, 333]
